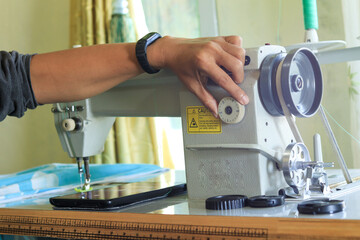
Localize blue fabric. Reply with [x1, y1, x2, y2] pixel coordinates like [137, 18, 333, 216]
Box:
[0, 163, 165, 207]
[1, 236, 46, 240]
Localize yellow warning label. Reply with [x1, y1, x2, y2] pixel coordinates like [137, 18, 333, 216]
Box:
[186, 106, 222, 134]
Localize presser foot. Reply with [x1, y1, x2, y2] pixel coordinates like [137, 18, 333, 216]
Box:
[83, 179, 91, 191]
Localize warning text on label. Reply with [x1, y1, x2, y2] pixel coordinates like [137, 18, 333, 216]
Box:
[186, 106, 222, 134]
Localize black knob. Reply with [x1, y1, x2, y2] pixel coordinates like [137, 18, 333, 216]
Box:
[72, 117, 82, 131]
[205, 195, 247, 210]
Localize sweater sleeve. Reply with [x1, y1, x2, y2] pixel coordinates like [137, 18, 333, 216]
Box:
[0, 51, 38, 121]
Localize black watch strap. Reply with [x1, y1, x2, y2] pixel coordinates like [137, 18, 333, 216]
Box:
[135, 32, 162, 74]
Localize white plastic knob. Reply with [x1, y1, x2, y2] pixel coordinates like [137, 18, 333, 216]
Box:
[62, 119, 76, 132]
[218, 97, 245, 124]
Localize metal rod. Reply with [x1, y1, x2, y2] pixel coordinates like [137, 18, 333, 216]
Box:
[313, 134, 323, 163]
[316, 46, 360, 65]
[83, 157, 91, 190]
[76, 157, 83, 188]
[319, 106, 352, 183]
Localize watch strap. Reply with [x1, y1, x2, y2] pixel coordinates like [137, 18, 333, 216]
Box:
[135, 32, 162, 74]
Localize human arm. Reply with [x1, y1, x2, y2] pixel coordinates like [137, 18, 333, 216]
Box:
[30, 35, 248, 117]
[30, 43, 143, 105]
[0, 51, 37, 121]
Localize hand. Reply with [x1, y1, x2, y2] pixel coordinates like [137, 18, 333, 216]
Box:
[148, 36, 249, 117]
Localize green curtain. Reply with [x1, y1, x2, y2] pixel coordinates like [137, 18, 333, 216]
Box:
[70, 0, 112, 46]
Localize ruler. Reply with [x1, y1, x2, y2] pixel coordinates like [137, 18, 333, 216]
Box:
[0, 208, 360, 239]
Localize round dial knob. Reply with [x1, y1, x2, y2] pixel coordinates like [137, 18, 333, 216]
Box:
[62, 119, 76, 132]
[218, 97, 246, 124]
[206, 195, 247, 210]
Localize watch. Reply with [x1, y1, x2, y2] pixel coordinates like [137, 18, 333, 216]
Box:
[135, 32, 162, 74]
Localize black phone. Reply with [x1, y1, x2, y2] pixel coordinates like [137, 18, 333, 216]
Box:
[49, 182, 187, 210]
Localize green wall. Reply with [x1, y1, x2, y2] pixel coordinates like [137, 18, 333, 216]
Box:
[0, 0, 71, 174]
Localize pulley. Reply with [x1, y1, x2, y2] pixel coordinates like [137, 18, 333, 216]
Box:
[259, 48, 322, 118]
[282, 143, 311, 194]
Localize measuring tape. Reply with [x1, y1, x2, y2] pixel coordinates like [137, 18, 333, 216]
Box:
[0, 208, 360, 239]
[0, 209, 267, 240]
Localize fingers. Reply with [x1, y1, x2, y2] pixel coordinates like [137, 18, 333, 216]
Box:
[207, 36, 248, 105]
[217, 37, 245, 61]
[218, 52, 244, 84]
[224, 36, 243, 46]
[165, 35, 249, 117]
[206, 62, 249, 106]
[215, 36, 246, 84]
[185, 77, 219, 117]
[194, 36, 248, 107]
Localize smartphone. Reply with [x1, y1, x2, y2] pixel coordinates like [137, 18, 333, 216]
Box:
[50, 182, 187, 209]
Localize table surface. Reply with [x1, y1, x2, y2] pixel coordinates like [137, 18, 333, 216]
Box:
[2, 169, 360, 239]
[8, 169, 360, 220]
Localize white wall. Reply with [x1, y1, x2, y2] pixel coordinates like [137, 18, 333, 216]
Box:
[0, 0, 71, 174]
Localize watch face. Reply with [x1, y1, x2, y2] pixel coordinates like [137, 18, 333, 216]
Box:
[146, 32, 162, 42]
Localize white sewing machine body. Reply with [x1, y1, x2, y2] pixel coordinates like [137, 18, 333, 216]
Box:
[53, 45, 325, 199]
[180, 46, 296, 199]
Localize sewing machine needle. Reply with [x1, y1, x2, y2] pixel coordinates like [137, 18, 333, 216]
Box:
[76, 157, 83, 189]
[83, 157, 91, 191]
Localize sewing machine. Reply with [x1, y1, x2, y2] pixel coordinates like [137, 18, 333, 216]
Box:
[53, 44, 344, 200]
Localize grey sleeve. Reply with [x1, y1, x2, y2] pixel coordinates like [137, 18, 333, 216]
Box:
[0, 51, 39, 121]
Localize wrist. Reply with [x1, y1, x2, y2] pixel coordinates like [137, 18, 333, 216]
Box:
[147, 36, 173, 70]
